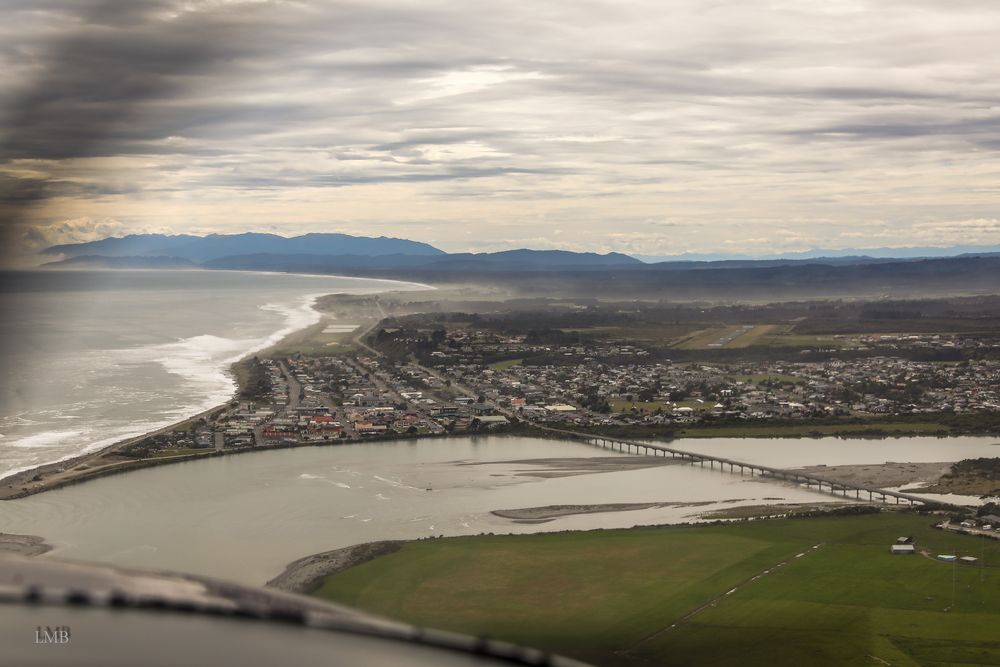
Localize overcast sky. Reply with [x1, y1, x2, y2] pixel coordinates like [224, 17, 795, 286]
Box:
[1, 0, 998, 259]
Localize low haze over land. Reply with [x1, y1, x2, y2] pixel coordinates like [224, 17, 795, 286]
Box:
[1, 0, 999, 262]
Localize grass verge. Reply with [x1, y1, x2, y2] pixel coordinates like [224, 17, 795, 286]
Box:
[313, 513, 1000, 667]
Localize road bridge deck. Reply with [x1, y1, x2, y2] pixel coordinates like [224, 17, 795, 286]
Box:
[536, 426, 953, 508]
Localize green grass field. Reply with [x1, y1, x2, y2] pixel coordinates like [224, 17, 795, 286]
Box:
[609, 399, 667, 412]
[678, 421, 950, 437]
[724, 373, 803, 385]
[751, 332, 851, 349]
[145, 448, 213, 459]
[261, 318, 374, 357]
[488, 358, 524, 371]
[593, 323, 704, 347]
[675, 325, 745, 349]
[725, 324, 779, 348]
[313, 513, 1000, 666]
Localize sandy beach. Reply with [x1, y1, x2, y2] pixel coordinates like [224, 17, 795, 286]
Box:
[0, 402, 229, 501]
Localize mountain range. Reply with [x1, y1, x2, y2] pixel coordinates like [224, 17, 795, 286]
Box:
[42, 234, 641, 271]
[634, 244, 1000, 263]
[39, 232, 1000, 299]
[42, 232, 444, 262]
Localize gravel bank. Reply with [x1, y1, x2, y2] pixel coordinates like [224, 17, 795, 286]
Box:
[266, 541, 406, 594]
[492, 500, 721, 522]
[793, 461, 952, 489]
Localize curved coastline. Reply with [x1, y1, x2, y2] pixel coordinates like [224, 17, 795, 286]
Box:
[211, 268, 437, 293]
[4, 271, 998, 501]
[0, 274, 435, 499]
[0, 401, 229, 500]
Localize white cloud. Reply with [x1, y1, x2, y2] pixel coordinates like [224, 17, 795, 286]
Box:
[25, 217, 133, 249]
[2, 0, 1000, 256]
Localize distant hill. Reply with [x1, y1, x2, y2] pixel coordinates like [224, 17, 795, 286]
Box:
[38, 232, 1000, 300]
[46, 249, 642, 273]
[635, 243, 1000, 263]
[42, 232, 445, 262]
[427, 249, 640, 270]
[201, 254, 441, 272]
[43, 255, 198, 269]
[322, 255, 1000, 299]
[644, 256, 907, 271]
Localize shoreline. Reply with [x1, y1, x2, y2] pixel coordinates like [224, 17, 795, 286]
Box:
[0, 401, 230, 500]
[266, 540, 406, 594]
[4, 278, 998, 502]
[266, 505, 919, 597]
[0, 279, 431, 501]
[0, 424, 472, 501]
[4, 420, 996, 502]
[6, 420, 991, 502]
[491, 501, 720, 523]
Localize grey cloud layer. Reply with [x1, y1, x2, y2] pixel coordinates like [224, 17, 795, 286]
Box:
[1, 0, 998, 256]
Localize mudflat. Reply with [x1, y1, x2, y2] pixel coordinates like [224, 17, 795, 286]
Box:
[462, 456, 681, 478]
[0, 533, 52, 557]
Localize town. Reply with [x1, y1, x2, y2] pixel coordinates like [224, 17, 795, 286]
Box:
[120, 307, 1000, 457]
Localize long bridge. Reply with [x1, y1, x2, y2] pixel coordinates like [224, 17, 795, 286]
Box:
[535, 426, 953, 508]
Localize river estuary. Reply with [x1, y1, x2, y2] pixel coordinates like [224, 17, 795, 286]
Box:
[2, 434, 997, 585]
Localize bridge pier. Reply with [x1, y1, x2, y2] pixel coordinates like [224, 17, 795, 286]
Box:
[556, 430, 939, 511]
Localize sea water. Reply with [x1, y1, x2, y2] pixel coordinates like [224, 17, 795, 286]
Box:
[0, 269, 426, 479]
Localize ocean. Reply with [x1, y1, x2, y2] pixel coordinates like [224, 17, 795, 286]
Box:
[0, 269, 425, 480]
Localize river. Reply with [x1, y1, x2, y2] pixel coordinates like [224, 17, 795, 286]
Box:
[2, 433, 996, 585]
